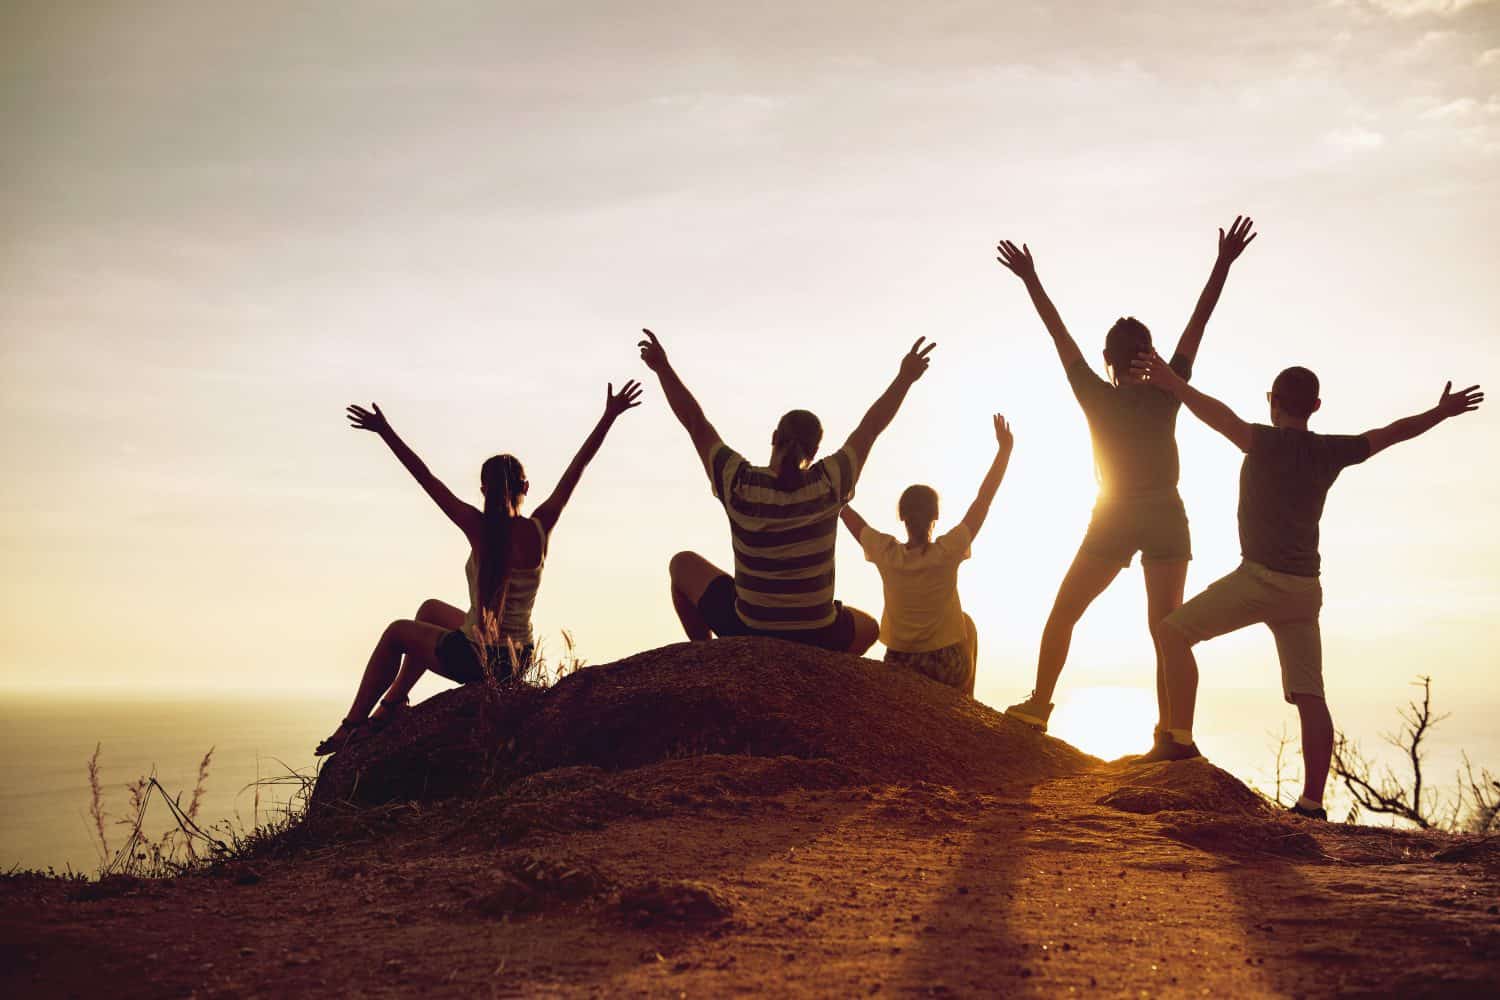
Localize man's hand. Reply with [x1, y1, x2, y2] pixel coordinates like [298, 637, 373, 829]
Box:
[346, 402, 391, 435]
[899, 337, 937, 383]
[1129, 351, 1185, 394]
[1435, 381, 1484, 419]
[1217, 216, 1257, 266]
[604, 379, 644, 419]
[995, 240, 1037, 283]
[993, 413, 1014, 454]
[638, 328, 669, 373]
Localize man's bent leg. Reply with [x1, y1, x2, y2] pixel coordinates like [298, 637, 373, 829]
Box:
[846, 607, 880, 656]
[668, 551, 728, 640]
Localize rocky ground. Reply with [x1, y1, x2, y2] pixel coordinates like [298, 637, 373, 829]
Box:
[3, 639, 1498, 998]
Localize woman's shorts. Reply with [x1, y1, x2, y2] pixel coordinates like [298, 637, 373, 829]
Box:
[697, 574, 856, 652]
[1079, 491, 1191, 568]
[434, 630, 534, 684]
[885, 641, 974, 695]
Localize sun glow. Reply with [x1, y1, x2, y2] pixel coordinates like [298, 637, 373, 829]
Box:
[1048, 686, 1159, 761]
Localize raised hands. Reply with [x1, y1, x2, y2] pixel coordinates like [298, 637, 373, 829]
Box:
[995, 240, 1037, 283]
[1128, 351, 1184, 394]
[604, 379, 645, 419]
[1435, 381, 1484, 419]
[1217, 215, 1258, 266]
[899, 337, 938, 383]
[346, 402, 390, 435]
[993, 413, 1014, 453]
[637, 328, 669, 373]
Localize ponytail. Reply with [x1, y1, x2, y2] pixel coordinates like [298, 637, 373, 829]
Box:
[477, 454, 527, 618]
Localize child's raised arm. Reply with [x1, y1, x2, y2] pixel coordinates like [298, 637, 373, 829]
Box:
[961, 414, 1015, 539]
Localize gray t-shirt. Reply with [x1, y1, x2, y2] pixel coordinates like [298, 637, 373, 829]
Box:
[1066, 353, 1193, 499]
[1238, 425, 1371, 577]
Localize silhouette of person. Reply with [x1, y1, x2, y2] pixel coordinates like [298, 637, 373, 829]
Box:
[994, 218, 1257, 754]
[639, 328, 935, 654]
[840, 415, 1014, 694]
[315, 381, 644, 755]
[1131, 353, 1483, 820]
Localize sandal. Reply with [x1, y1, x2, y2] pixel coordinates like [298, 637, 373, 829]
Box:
[367, 696, 409, 734]
[314, 717, 365, 757]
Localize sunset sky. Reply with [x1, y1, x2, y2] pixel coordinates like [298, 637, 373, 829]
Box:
[2, 1, 1496, 729]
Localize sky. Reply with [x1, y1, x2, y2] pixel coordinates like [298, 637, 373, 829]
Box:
[2, 1, 1498, 728]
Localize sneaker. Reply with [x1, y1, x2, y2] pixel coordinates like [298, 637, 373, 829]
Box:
[1004, 692, 1054, 732]
[1288, 802, 1327, 821]
[1136, 737, 1202, 764]
[1118, 726, 1171, 762]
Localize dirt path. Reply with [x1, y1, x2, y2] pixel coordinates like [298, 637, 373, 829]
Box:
[5, 759, 1498, 998]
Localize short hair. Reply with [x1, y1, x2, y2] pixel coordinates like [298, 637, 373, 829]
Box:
[1272, 366, 1320, 419]
[898, 484, 939, 528]
[775, 409, 823, 466]
[1104, 316, 1153, 372]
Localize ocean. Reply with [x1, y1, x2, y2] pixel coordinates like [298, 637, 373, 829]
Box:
[3, 684, 1497, 874]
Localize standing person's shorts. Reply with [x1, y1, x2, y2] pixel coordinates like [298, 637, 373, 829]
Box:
[698, 574, 856, 652]
[434, 630, 534, 684]
[1163, 560, 1324, 702]
[1080, 491, 1191, 567]
[885, 642, 974, 694]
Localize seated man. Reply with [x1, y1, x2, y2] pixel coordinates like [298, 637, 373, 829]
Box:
[1131, 352, 1483, 822]
[637, 328, 937, 653]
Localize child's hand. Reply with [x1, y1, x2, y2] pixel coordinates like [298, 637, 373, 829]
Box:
[993, 414, 1013, 453]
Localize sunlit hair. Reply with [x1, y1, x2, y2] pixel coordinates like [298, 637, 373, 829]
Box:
[1103, 316, 1152, 384]
[774, 409, 823, 470]
[1272, 366, 1320, 419]
[477, 454, 529, 614]
[898, 484, 939, 544]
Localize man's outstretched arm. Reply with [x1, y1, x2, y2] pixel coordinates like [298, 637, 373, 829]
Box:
[843, 337, 937, 469]
[995, 240, 1084, 370]
[1363, 382, 1484, 458]
[1171, 215, 1257, 366]
[1132, 351, 1254, 452]
[638, 328, 722, 478]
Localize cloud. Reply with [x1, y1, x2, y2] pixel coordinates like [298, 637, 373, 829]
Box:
[1362, 0, 1496, 16]
[1421, 96, 1480, 118]
[1479, 48, 1500, 66]
[1324, 125, 1388, 150]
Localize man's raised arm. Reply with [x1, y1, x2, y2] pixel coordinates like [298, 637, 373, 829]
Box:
[1171, 215, 1257, 366]
[843, 337, 937, 470]
[638, 328, 722, 478]
[995, 240, 1084, 370]
[1363, 382, 1483, 458]
[1131, 351, 1254, 453]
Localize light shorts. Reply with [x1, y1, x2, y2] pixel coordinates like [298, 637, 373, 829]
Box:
[1164, 560, 1324, 703]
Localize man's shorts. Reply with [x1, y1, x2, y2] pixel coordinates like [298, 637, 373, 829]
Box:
[1164, 560, 1324, 702]
[1079, 491, 1191, 568]
[699, 574, 856, 652]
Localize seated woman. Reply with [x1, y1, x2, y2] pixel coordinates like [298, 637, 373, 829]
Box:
[314, 381, 643, 755]
[839, 415, 1013, 694]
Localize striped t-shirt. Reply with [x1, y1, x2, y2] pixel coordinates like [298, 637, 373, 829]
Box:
[709, 441, 861, 631]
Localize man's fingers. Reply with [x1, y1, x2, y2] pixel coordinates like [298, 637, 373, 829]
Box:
[909, 336, 927, 354]
[918, 341, 936, 358]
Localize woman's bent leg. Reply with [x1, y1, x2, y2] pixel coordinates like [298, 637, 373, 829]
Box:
[379, 619, 451, 710]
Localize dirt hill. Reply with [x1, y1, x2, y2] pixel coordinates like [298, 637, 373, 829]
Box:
[3, 638, 1498, 998]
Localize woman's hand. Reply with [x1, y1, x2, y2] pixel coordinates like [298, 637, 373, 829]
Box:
[604, 379, 645, 419]
[346, 403, 390, 434]
[1216, 215, 1257, 266]
[993, 413, 1014, 454]
[995, 240, 1037, 283]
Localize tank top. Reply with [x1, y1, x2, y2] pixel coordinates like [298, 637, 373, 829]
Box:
[461, 516, 548, 646]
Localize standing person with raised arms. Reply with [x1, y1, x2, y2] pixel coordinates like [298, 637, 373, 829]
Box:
[840, 414, 1015, 695]
[639, 328, 936, 654]
[995, 217, 1257, 753]
[314, 380, 644, 755]
[1129, 352, 1483, 819]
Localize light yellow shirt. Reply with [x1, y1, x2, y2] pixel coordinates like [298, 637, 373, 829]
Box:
[860, 523, 972, 653]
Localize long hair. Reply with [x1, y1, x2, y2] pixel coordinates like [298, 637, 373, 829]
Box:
[477, 454, 528, 618]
